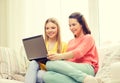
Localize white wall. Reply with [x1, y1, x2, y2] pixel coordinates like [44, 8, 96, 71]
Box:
[0, 0, 99, 49]
[88, 0, 99, 46]
[0, 0, 7, 46]
[59, 0, 90, 43]
[6, 0, 26, 49]
[24, 0, 90, 43]
[99, 0, 120, 45]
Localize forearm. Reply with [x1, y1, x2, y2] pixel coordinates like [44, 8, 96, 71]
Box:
[61, 51, 74, 60]
[47, 51, 74, 60]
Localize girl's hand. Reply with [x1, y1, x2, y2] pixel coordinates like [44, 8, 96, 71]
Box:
[47, 54, 62, 60]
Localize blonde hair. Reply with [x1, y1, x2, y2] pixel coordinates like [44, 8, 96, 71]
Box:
[44, 18, 62, 53]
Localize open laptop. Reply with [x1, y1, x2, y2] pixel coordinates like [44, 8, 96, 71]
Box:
[22, 35, 48, 64]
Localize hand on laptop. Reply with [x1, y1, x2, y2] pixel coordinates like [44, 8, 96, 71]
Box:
[47, 53, 63, 60]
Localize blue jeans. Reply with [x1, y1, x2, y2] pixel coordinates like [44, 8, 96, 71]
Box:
[43, 60, 95, 83]
[25, 60, 46, 83]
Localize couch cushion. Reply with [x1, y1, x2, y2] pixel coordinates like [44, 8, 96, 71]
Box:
[0, 79, 23, 83]
[96, 43, 120, 83]
[0, 47, 20, 79]
[18, 46, 29, 74]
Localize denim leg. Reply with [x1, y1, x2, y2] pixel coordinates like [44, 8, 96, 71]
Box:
[25, 60, 39, 83]
[46, 60, 94, 83]
[43, 71, 78, 83]
[37, 70, 46, 83]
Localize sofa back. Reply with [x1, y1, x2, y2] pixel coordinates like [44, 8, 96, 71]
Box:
[0, 47, 29, 80]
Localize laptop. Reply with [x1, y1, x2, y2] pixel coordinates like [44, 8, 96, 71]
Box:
[22, 35, 48, 64]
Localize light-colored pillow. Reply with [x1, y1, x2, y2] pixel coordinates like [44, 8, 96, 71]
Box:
[96, 43, 120, 83]
[0, 78, 24, 83]
[0, 47, 20, 79]
[18, 46, 29, 74]
[110, 62, 120, 83]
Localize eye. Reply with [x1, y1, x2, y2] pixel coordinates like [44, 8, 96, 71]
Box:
[51, 27, 56, 29]
[69, 24, 71, 27]
[46, 27, 49, 30]
[72, 23, 76, 26]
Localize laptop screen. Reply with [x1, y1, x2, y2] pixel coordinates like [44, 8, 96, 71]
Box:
[22, 35, 48, 62]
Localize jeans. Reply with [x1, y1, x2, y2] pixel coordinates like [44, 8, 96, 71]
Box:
[25, 60, 46, 83]
[43, 60, 95, 83]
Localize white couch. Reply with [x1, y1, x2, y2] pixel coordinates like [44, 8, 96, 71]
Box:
[0, 43, 120, 83]
[0, 47, 29, 83]
[95, 43, 120, 83]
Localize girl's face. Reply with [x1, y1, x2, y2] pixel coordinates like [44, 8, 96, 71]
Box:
[45, 22, 58, 39]
[69, 18, 83, 37]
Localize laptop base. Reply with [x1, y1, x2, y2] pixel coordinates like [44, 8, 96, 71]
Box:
[30, 57, 49, 64]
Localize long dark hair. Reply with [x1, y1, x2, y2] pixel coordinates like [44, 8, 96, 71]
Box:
[69, 12, 91, 35]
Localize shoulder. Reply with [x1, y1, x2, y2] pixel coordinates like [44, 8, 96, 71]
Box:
[83, 34, 94, 41]
[84, 34, 93, 38]
[83, 34, 95, 45]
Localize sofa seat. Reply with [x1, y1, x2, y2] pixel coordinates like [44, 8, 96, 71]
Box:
[0, 79, 24, 83]
[0, 42, 120, 83]
[0, 47, 29, 83]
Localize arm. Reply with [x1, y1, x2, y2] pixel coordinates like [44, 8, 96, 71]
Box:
[48, 35, 95, 60]
[47, 51, 73, 60]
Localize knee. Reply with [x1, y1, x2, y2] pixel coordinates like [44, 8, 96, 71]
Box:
[46, 61, 60, 70]
[46, 61, 61, 67]
[110, 62, 120, 81]
[37, 70, 46, 78]
[46, 61, 54, 68]
[29, 60, 39, 69]
[37, 70, 46, 83]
